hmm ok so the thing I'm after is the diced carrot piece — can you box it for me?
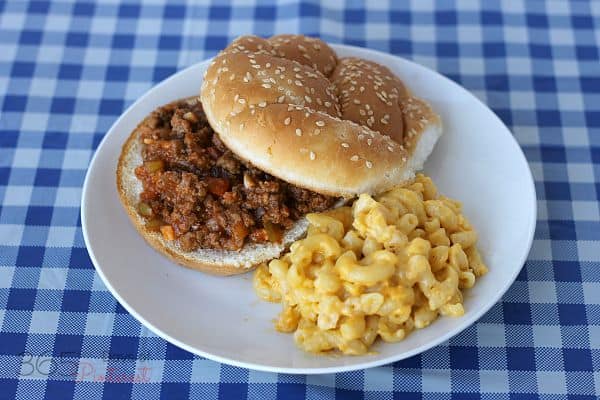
[207,177,230,196]
[231,221,249,242]
[160,225,175,241]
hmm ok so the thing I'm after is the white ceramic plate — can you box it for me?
[81,44,536,374]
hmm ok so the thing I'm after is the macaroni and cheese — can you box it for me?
[253,174,488,355]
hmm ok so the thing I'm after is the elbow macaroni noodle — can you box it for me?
[253,174,488,355]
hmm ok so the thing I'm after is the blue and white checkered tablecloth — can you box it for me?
[0,0,599,398]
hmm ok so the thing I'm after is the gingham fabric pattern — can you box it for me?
[0,1,599,399]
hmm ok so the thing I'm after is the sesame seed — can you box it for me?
[293,67,301,72]
[284,117,291,125]
[304,96,312,103]
[387,146,394,152]
[350,155,359,162]
[278,95,285,103]
[258,101,267,108]
[295,128,302,136]
[238,98,246,104]
[249,59,256,64]
[341,142,349,148]
[309,151,315,160]
[262,84,271,88]
[315,120,325,127]
[314,128,320,135]
[266,63,271,68]
[234,94,239,102]
[353,99,361,105]
[367,138,372,146]
[295,80,303,86]
[324,101,331,107]
[365,161,373,168]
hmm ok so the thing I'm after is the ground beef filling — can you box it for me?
[134,99,337,252]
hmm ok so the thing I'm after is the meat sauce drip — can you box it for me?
[134,99,336,251]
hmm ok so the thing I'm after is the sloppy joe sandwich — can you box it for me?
[117,34,442,276]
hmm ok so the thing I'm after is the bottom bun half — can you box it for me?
[116,115,309,276]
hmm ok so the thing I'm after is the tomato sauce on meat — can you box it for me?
[134,99,336,251]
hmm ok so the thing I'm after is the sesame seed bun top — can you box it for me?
[200,34,442,197]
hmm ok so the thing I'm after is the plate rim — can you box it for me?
[81,43,537,374]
